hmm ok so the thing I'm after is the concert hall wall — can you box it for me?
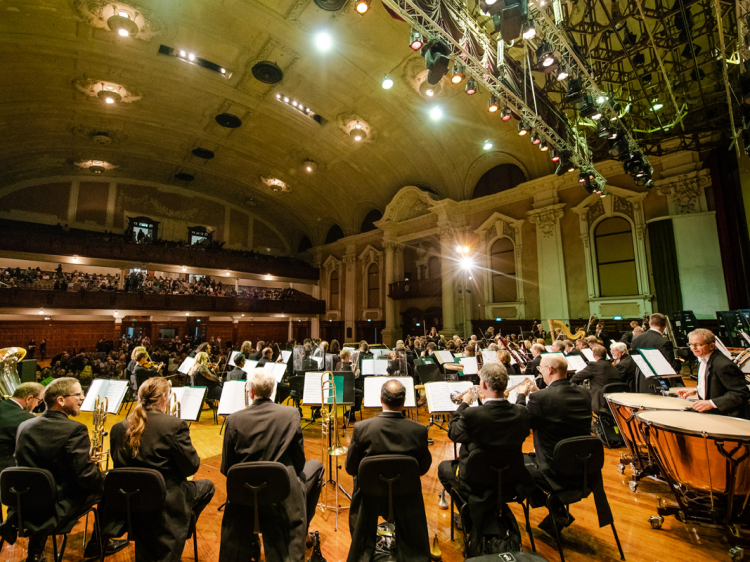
[0,320,117,357]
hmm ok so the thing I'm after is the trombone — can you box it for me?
[319,371,349,530]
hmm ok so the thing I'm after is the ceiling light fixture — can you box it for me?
[451,63,465,84]
[556,65,569,81]
[355,0,370,14]
[522,21,536,40]
[465,78,477,95]
[315,31,332,51]
[430,106,443,120]
[539,140,549,151]
[188,53,195,61]
[424,39,451,85]
[530,132,541,145]
[550,150,560,162]
[501,105,512,121]
[97,90,122,104]
[483,139,493,150]
[303,160,317,173]
[425,88,434,97]
[107,12,138,38]
[382,75,393,89]
[518,121,530,136]
[536,42,555,67]
[410,29,423,50]
[487,95,499,113]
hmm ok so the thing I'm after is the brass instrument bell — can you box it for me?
[91,396,109,470]
[0,346,26,398]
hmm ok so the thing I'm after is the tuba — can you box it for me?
[167,381,181,418]
[0,347,26,399]
[91,396,109,470]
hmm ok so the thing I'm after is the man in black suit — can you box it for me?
[257,347,273,367]
[523,343,545,375]
[518,354,591,536]
[0,378,127,561]
[249,341,266,361]
[226,353,246,381]
[220,368,324,562]
[594,323,612,351]
[631,313,679,394]
[0,382,43,472]
[345,379,431,562]
[619,320,641,349]
[611,342,638,391]
[677,329,750,418]
[570,344,622,415]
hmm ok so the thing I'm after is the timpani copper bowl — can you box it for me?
[605,392,691,491]
[636,410,750,561]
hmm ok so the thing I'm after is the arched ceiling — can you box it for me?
[0,0,557,245]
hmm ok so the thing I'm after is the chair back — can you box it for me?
[226,462,291,534]
[602,382,630,395]
[415,363,442,384]
[358,455,421,524]
[551,436,605,496]
[103,468,167,541]
[288,375,305,398]
[464,448,528,509]
[0,467,57,537]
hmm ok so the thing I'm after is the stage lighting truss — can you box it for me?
[380,0,608,187]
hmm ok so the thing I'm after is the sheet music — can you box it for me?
[564,354,588,373]
[435,350,455,365]
[240,360,258,375]
[361,359,388,376]
[262,362,287,382]
[715,337,734,359]
[506,375,535,404]
[640,349,677,375]
[81,379,128,414]
[363,377,416,408]
[423,381,477,413]
[459,357,478,375]
[631,354,657,379]
[581,348,595,362]
[302,372,326,405]
[170,387,207,422]
[370,348,390,359]
[281,350,292,364]
[178,356,195,374]
[481,350,497,363]
[228,351,241,367]
[544,346,554,353]
[218,380,247,415]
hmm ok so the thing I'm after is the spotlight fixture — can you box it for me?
[303,160,317,173]
[566,77,583,100]
[530,132,541,145]
[465,78,477,95]
[487,95,499,113]
[608,138,630,160]
[451,63,466,84]
[425,88,434,97]
[635,172,653,187]
[315,32,332,51]
[597,121,612,138]
[355,0,370,14]
[410,29,423,50]
[424,39,451,85]
[483,139,493,150]
[107,11,138,38]
[518,121,530,136]
[536,42,555,67]
[382,75,393,89]
[97,90,122,104]
[522,21,536,40]
[578,172,588,184]
[501,105,513,121]
[539,140,549,151]
[579,95,602,120]
[556,65,569,81]
[275,93,317,118]
[624,154,645,176]
[550,150,560,162]
[430,106,443,120]
[567,161,576,173]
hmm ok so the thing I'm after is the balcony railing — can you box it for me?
[388,278,442,300]
[0,288,325,315]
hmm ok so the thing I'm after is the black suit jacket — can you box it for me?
[570,358,623,415]
[631,329,677,393]
[257,357,271,367]
[615,354,638,391]
[220,399,307,562]
[109,411,201,561]
[14,410,103,532]
[517,380,591,473]
[448,400,529,479]
[0,399,34,472]
[703,351,750,418]
[226,366,246,381]
[134,365,158,388]
[523,354,542,376]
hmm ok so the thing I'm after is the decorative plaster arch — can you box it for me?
[462,152,530,201]
[359,244,383,318]
[322,255,342,319]
[350,202,383,234]
[376,185,438,225]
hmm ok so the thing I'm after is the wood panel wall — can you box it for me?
[236,322,289,345]
[0,321,118,357]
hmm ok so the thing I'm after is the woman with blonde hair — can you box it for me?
[496,349,516,375]
[240,340,253,360]
[109,378,215,562]
[188,351,221,399]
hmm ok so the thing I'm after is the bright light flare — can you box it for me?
[316,32,332,51]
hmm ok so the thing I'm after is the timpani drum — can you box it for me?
[636,410,750,559]
[605,392,690,491]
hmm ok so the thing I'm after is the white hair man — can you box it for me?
[610,342,637,391]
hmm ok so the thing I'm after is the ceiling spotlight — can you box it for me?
[220,68,226,74]
[303,160,317,173]
[465,78,477,95]
[522,21,536,40]
[107,12,138,38]
[530,132,541,145]
[536,42,555,67]
[430,106,443,120]
[97,90,122,104]
[483,139,493,150]
[539,140,549,151]
[651,101,664,111]
[566,77,583,100]
[518,121,530,136]
[596,95,607,104]
[579,95,602,120]
[624,154,645,176]
[567,161,576,173]
[181,266,187,272]
[355,0,370,14]
[550,150,560,162]
[578,171,588,184]
[635,171,653,187]
[188,53,196,61]
[382,75,393,89]
[425,88,434,96]
[556,65,569,81]
[501,105,512,121]
[410,29,423,50]
[487,95,499,113]
[179,50,186,57]
[597,121,612,138]
[424,39,451,85]
[315,32,332,51]
[451,63,466,84]
[609,138,630,160]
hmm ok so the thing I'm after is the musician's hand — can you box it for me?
[690,400,715,412]
[477,388,486,401]
[677,388,697,399]
[463,389,477,405]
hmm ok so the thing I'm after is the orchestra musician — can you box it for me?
[239,340,253,360]
[484,326,495,341]
[517,355,592,536]
[127,345,148,391]
[631,313,679,394]
[227,354,247,381]
[677,329,750,418]
[189,351,222,400]
[0,378,129,561]
[134,351,161,389]
[610,342,637,391]
[496,349,516,375]
[563,340,578,356]
[109,378,215,562]
[523,343,545,375]
[570,345,622,416]
[257,347,274,367]
[619,320,641,348]
[220,369,324,562]
[427,326,440,344]
[0,382,44,472]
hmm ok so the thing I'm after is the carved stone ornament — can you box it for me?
[73,1,166,42]
[502,220,516,243]
[382,240,397,252]
[657,171,711,215]
[118,193,221,223]
[403,200,429,221]
[613,195,634,218]
[74,78,142,103]
[528,207,563,238]
[343,255,356,271]
[586,199,605,229]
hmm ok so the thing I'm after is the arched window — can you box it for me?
[427,256,441,279]
[472,164,526,199]
[360,209,383,233]
[367,263,380,308]
[329,271,340,310]
[298,236,312,252]
[325,224,345,244]
[490,238,516,302]
[595,217,638,296]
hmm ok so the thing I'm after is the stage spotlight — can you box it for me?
[451,63,466,84]
[597,121,612,138]
[465,78,477,95]
[488,95,499,113]
[522,21,536,40]
[540,140,549,152]
[624,154,645,176]
[530,132,541,145]
[549,150,560,162]
[566,77,583,100]
[410,29,423,50]
[518,121,530,136]
[382,75,393,89]
[635,171,653,187]
[536,42,555,67]
[579,95,602,120]
[501,105,512,121]
[556,65,569,81]
[430,106,443,120]
[483,139,494,150]
[578,172,587,184]
[424,39,451,85]
[355,0,370,14]
[316,32,332,51]
[608,138,630,160]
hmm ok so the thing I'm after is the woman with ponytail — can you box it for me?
[109,378,215,562]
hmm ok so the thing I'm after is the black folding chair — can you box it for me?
[225,462,291,537]
[0,467,102,562]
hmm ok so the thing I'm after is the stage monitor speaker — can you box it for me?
[19,359,38,383]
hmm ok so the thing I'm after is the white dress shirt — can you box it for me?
[696,356,716,407]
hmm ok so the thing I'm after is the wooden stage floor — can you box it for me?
[0,401,738,562]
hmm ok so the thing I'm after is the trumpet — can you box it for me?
[91,396,109,470]
[450,385,481,405]
[506,378,537,398]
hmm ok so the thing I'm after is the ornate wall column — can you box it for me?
[527,203,569,320]
[655,168,728,317]
[342,247,357,340]
[438,226,457,336]
[382,240,398,346]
